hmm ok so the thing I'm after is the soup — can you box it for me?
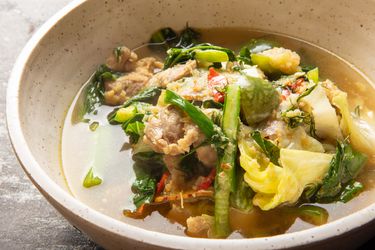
[61,27,375,238]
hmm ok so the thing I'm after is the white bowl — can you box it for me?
[7,0,375,249]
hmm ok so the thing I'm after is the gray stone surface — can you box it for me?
[0,0,97,249]
[0,0,374,249]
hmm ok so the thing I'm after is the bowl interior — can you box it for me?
[9,0,375,248]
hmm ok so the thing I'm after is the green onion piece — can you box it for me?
[83,167,102,188]
[89,121,99,132]
[306,67,319,83]
[195,49,229,63]
[164,89,215,138]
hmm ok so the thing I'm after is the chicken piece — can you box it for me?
[143,105,200,155]
[106,46,138,72]
[148,60,197,87]
[104,57,163,105]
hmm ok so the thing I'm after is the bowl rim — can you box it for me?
[6,0,375,248]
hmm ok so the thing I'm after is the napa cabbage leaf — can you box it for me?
[239,136,333,210]
[300,85,341,140]
[332,91,375,156]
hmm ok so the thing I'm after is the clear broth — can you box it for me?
[61,27,375,238]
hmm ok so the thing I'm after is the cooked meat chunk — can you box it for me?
[163,155,199,192]
[193,132,217,168]
[163,154,181,172]
[143,105,200,155]
[106,46,138,72]
[196,144,217,168]
[148,60,197,87]
[186,214,214,237]
[104,57,163,105]
[166,72,212,101]
[193,109,219,168]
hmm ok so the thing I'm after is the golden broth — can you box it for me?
[61,27,375,238]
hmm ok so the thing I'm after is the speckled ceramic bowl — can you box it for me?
[6,0,375,249]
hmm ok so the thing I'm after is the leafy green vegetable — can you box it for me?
[237,46,252,65]
[164,90,228,153]
[149,27,178,45]
[131,151,165,208]
[164,44,236,69]
[122,87,162,108]
[83,65,119,115]
[83,167,102,188]
[132,151,165,166]
[125,121,145,144]
[339,180,364,203]
[149,26,199,50]
[316,141,367,201]
[251,131,280,165]
[132,164,158,208]
[214,84,241,237]
[230,168,254,213]
[121,114,145,144]
[239,75,279,125]
[175,26,200,48]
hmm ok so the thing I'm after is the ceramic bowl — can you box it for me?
[7,0,375,249]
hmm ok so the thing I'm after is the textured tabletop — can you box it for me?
[0,0,97,249]
[0,1,374,249]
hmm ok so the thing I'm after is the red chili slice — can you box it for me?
[197,168,216,190]
[156,172,170,196]
[214,92,225,103]
[208,67,220,81]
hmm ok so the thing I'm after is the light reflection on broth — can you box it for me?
[61,27,375,238]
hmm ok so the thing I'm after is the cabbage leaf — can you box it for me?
[239,137,333,210]
[332,91,375,156]
[300,85,341,140]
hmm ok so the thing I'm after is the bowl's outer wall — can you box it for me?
[10,0,375,249]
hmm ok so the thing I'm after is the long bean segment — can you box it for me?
[214,84,241,237]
